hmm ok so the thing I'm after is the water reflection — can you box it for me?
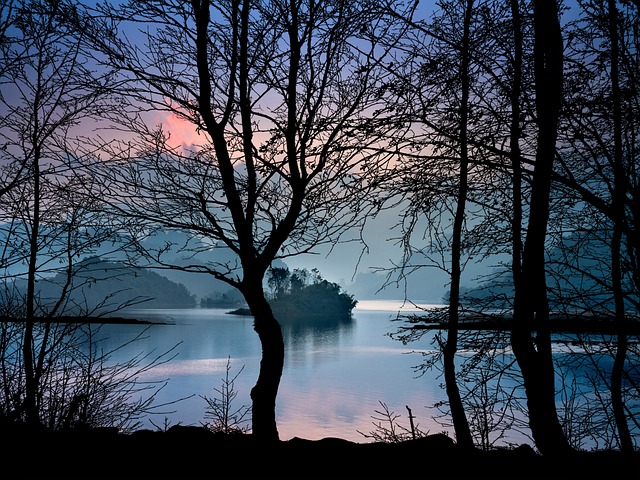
[40,302,637,447]
[279,313,355,348]
[71,304,444,441]
[97,308,261,361]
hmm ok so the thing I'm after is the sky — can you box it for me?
[3,0,551,305]
[143,0,584,301]
[0,0,486,307]
[154,109,453,301]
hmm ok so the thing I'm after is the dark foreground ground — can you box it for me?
[5,422,639,479]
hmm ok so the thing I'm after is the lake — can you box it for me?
[96,300,448,442]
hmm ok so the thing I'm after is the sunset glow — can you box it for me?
[157,110,206,152]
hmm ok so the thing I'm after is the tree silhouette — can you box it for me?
[74,0,414,440]
[0,0,124,425]
[383,0,639,454]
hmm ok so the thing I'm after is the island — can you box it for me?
[228,267,357,319]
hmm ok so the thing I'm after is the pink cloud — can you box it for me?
[156,110,205,151]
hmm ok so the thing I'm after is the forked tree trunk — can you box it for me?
[509,0,523,311]
[510,0,571,456]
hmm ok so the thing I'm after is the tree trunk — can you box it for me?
[510,0,571,456]
[23,124,41,425]
[509,0,523,304]
[606,0,633,452]
[245,286,284,441]
[444,0,474,451]
[192,0,287,441]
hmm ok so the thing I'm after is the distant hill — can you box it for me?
[132,231,288,301]
[31,257,196,315]
[455,231,633,314]
[200,287,246,309]
[133,231,239,301]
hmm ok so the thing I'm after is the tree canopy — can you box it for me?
[267,267,357,318]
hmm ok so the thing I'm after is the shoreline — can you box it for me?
[0,315,163,325]
[4,422,638,479]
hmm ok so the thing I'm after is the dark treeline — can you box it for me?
[0,0,638,460]
[266,266,357,317]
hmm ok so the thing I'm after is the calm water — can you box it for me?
[96,300,448,442]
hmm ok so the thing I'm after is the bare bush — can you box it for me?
[200,356,251,435]
[0,320,181,432]
[358,401,430,443]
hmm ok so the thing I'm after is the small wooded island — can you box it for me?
[228,267,357,319]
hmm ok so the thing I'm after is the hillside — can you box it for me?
[31,257,196,314]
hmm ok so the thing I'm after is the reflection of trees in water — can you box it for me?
[279,314,355,347]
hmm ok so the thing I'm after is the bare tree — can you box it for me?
[0,0,126,425]
[381,0,638,454]
[510,0,571,455]
[74,0,414,440]
[200,356,251,435]
[439,0,476,450]
[548,0,640,451]
[605,0,633,452]
[380,0,538,450]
